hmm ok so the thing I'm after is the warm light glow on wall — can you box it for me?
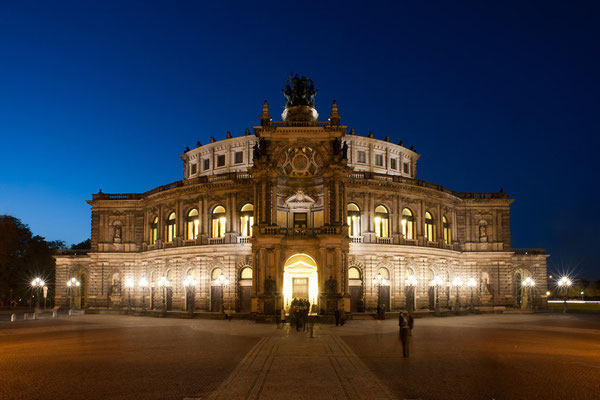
[282,253,318,309]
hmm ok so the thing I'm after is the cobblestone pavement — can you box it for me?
[1,313,598,400]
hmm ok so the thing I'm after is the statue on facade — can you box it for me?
[264,276,276,295]
[282,73,318,108]
[324,275,337,295]
[113,225,122,243]
[253,142,260,161]
[332,138,341,156]
[479,221,488,243]
[341,141,348,160]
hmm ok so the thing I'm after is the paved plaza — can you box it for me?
[1,313,599,400]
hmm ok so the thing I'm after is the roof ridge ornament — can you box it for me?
[329,100,341,126]
[260,100,271,127]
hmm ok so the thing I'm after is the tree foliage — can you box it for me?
[0,215,57,306]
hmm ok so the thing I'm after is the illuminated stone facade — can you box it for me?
[55,85,548,314]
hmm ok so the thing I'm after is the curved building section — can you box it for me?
[55,79,547,315]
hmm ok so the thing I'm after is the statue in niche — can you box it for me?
[113,225,122,243]
[253,142,260,161]
[264,276,276,295]
[478,221,488,243]
[324,275,337,295]
[110,273,121,295]
[341,141,348,160]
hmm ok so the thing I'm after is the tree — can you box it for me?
[71,239,91,250]
[0,215,57,307]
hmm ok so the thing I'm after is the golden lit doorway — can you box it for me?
[283,253,318,310]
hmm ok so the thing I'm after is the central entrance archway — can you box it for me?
[283,253,318,309]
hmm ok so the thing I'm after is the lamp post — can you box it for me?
[521,277,535,310]
[405,275,418,312]
[430,276,444,312]
[125,278,134,311]
[158,276,170,313]
[31,277,45,311]
[466,277,477,312]
[139,277,148,312]
[557,276,572,312]
[183,275,197,313]
[66,277,80,310]
[213,274,229,313]
[452,277,463,312]
[372,273,387,312]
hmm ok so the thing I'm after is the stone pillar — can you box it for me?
[323,180,330,225]
[334,180,340,224]
[261,180,267,224]
[271,178,277,226]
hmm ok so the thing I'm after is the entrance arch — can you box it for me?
[283,253,318,309]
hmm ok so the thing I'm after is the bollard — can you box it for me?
[23,313,29,321]
[52,310,58,318]
[68,310,73,316]
[33,313,38,320]
[10,314,16,322]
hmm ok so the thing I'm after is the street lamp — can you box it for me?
[31,277,45,310]
[430,276,444,312]
[183,275,197,313]
[124,278,134,311]
[521,277,535,310]
[557,276,572,312]
[66,277,80,310]
[158,276,170,313]
[405,275,418,312]
[372,273,387,313]
[213,274,229,313]
[452,276,463,312]
[466,277,477,312]
[139,277,148,312]
[580,291,584,301]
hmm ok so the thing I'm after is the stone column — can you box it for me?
[323,180,330,225]
[271,178,277,226]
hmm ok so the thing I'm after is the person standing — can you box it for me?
[280,308,286,327]
[407,311,414,336]
[334,308,340,326]
[381,304,386,320]
[376,304,381,320]
[339,307,346,326]
[399,312,410,357]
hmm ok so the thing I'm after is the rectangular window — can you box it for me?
[293,213,307,228]
[403,162,409,174]
[234,151,243,164]
[390,158,397,170]
[357,151,366,163]
[203,158,210,170]
[190,163,197,175]
[375,154,383,166]
[216,154,225,167]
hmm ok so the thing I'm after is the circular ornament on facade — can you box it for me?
[281,146,319,177]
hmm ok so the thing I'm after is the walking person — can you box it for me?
[339,307,346,326]
[376,304,381,320]
[381,304,386,320]
[407,311,414,336]
[399,312,411,357]
[280,308,286,327]
[334,308,340,326]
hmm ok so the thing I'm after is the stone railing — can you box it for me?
[347,172,510,199]
[512,248,546,255]
[237,236,251,244]
[376,237,393,244]
[207,237,224,245]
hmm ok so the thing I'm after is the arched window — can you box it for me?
[165,212,176,242]
[347,203,361,237]
[211,267,223,281]
[211,206,226,238]
[424,211,435,242]
[374,205,389,238]
[377,267,390,280]
[240,203,254,237]
[186,209,199,240]
[150,216,158,245]
[240,267,253,280]
[401,208,415,240]
[443,216,451,244]
[348,267,361,280]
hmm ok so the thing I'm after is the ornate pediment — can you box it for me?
[285,190,315,209]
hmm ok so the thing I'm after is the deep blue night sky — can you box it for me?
[0,1,598,278]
